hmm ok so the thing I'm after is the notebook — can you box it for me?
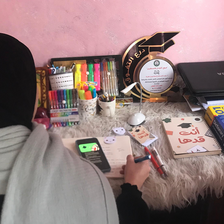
[162,116,221,159]
[62,135,133,178]
[177,61,224,97]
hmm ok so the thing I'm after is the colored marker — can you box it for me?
[54,90,59,109]
[69,89,73,108]
[72,88,77,107]
[48,91,53,109]
[94,63,100,91]
[134,155,151,163]
[144,147,166,179]
[85,90,92,100]
[75,64,81,88]
[151,147,168,177]
[60,90,65,108]
[81,63,87,82]
[57,90,62,109]
[78,90,86,100]
[63,90,67,108]
[92,88,96,98]
[66,89,70,108]
[88,63,94,81]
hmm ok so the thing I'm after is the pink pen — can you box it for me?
[94,63,100,91]
[54,90,59,109]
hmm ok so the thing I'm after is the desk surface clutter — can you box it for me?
[49,101,224,211]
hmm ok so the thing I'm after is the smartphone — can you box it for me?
[75,138,111,173]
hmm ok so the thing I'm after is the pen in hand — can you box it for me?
[134,155,151,163]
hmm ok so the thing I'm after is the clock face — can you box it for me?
[139,59,175,93]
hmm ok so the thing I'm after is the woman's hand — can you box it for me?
[120,155,151,190]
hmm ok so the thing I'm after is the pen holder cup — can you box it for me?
[49,72,74,90]
[98,98,116,117]
[79,97,97,119]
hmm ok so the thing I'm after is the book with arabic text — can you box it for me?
[162,116,221,159]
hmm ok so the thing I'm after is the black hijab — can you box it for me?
[0,33,36,130]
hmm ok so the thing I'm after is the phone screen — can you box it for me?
[76,138,111,173]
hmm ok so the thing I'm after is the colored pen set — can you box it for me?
[98,93,115,102]
[48,89,79,127]
[48,89,78,109]
[51,58,119,97]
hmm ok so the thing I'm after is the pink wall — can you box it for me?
[1,0,224,67]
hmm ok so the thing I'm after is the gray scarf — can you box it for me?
[0,124,118,224]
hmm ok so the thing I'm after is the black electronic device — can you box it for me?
[75,138,111,173]
[177,61,224,97]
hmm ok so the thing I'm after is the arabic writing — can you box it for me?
[179,127,200,135]
[178,136,205,144]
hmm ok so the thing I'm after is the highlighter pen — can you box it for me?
[78,90,86,100]
[85,90,92,100]
[94,63,100,91]
[92,88,96,98]
[134,155,151,163]
[88,63,94,81]
[81,63,87,82]
[144,147,166,179]
[151,147,168,177]
[75,64,81,88]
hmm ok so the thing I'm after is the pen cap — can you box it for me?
[78,90,86,100]
[75,64,81,71]
[85,90,93,100]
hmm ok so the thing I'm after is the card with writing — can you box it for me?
[128,125,158,146]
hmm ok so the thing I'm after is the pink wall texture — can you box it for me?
[1,0,224,67]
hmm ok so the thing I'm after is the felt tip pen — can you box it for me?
[144,147,166,179]
[151,147,168,177]
[134,155,151,163]
[63,90,67,108]
[57,90,62,109]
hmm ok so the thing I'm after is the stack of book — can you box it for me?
[204,105,224,151]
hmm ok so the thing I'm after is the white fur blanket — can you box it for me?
[50,102,224,211]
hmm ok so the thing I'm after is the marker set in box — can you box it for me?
[50,55,123,97]
[48,89,79,127]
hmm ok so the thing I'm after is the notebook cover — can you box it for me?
[162,116,221,159]
[177,61,224,97]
